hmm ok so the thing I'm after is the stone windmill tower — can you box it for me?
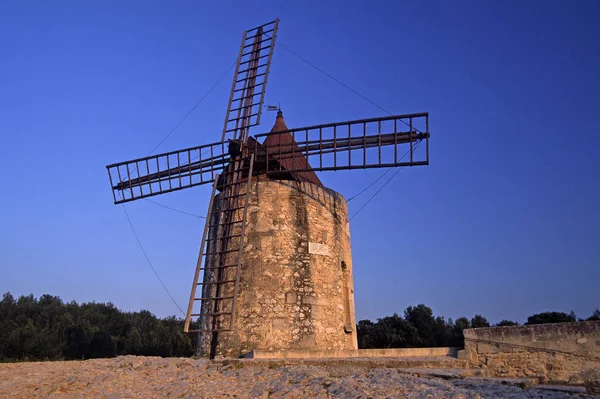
[106,20,430,358]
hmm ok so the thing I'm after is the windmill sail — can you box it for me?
[222,19,279,142]
[106,141,228,204]
[252,112,430,176]
[106,112,429,204]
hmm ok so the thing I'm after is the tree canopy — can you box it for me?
[587,309,600,321]
[526,311,577,325]
[0,292,597,360]
[356,305,597,349]
[0,292,196,361]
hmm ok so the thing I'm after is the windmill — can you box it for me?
[106,19,430,359]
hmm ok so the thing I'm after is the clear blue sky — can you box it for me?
[1,1,598,324]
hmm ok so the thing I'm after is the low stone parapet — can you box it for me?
[244,347,459,359]
[462,321,600,384]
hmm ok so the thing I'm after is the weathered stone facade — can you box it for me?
[199,179,357,357]
[461,321,600,384]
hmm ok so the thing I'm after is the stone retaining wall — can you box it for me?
[462,321,600,384]
[245,347,460,359]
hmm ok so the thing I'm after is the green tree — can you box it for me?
[404,304,436,346]
[587,309,600,321]
[431,316,452,347]
[496,320,519,327]
[65,320,94,359]
[448,317,470,347]
[0,292,195,361]
[88,331,117,358]
[526,311,576,325]
[0,293,17,358]
[378,313,421,348]
[356,319,377,349]
[471,315,490,328]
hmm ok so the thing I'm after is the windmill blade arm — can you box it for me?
[111,156,230,191]
[106,141,229,204]
[272,131,428,156]
[252,112,430,174]
[221,19,279,142]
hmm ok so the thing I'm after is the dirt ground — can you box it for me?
[0,356,594,398]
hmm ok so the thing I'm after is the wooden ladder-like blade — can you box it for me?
[184,155,255,359]
[106,141,229,204]
[250,112,430,175]
[184,177,220,333]
[222,20,279,143]
[229,154,254,330]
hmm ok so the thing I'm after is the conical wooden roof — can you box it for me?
[262,110,322,186]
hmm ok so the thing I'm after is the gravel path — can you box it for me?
[0,356,594,398]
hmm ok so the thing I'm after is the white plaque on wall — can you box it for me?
[308,242,331,256]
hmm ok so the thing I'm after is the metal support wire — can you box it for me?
[123,205,185,316]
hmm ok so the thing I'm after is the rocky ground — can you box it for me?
[0,356,595,398]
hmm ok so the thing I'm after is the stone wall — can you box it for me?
[199,179,357,357]
[462,321,600,384]
[246,347,460,359]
